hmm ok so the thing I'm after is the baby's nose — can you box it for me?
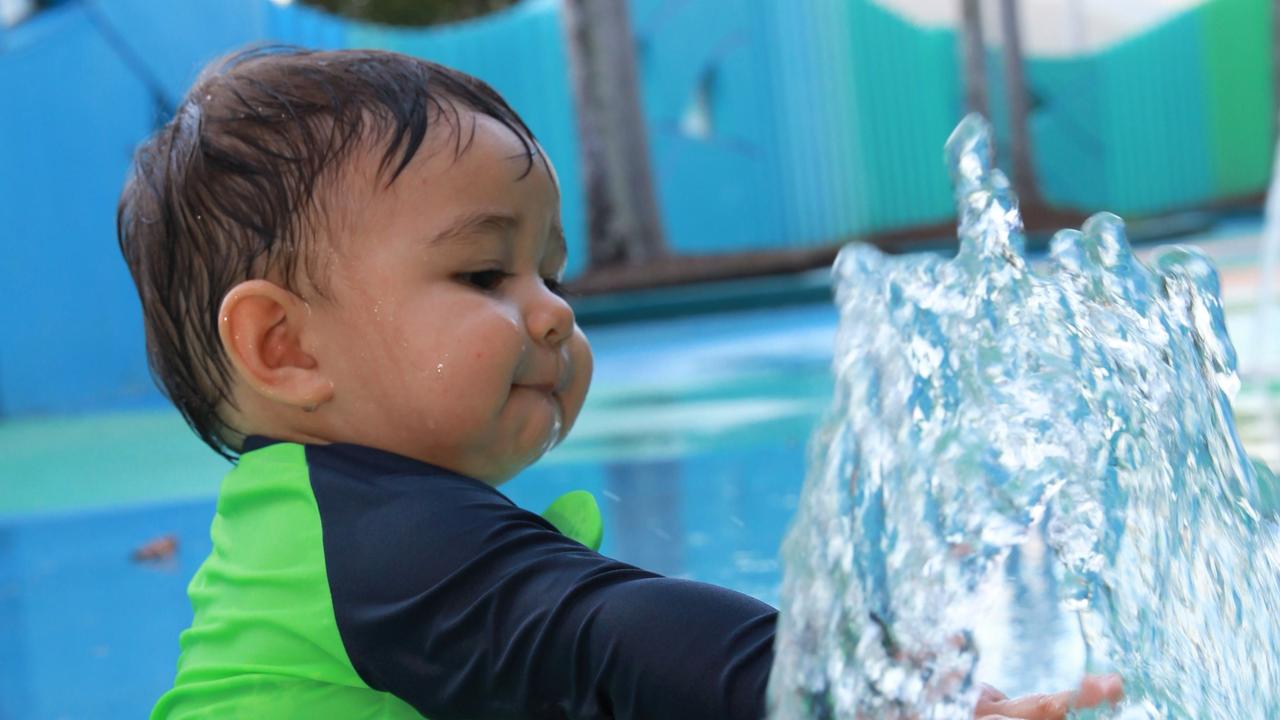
[524,281,575,346]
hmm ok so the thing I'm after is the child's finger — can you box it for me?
[981,691,1070,719]
[977,674,1123,720]
[973,683,1010,716]
[1071,673,1123,708]
[978,683,1008,703]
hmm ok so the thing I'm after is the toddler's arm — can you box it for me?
[304,444,1118,720]
[310,453,776,720]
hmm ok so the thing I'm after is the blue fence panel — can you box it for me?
[89,0,265,103]
[631,0,790,255]
[632,0,962,253]
[767,0,863,246]
[262,0,348,48]
[0,0,269,417]
[1,6,169,416]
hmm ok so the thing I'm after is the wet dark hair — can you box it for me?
[117,46,538,459]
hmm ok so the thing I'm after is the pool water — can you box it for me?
[1,227,1275,718]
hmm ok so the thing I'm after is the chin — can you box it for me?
[490,435,560,486]
[484,459,532,486]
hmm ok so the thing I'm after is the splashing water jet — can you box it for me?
[768,115,1280,720]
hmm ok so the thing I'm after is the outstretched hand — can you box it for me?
[974,674,1123,720]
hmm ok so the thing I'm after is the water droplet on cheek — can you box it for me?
[436,363,445,374]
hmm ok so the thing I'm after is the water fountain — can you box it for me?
[768,114,1280,719]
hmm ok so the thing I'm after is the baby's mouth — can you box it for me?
[510,378,567,455]
[514,382,558,394]
[514,356,571,396]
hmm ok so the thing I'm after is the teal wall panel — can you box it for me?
[770,0,864,245]
[1202,0,1274,197]
[846,0,959,232]
[1025,56,1108,210]
[1014,0,1267,215]
[1095,10,1214,215]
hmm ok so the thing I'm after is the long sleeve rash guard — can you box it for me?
[151,438,778,720]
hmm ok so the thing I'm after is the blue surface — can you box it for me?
[0,502,216,719]
[0,3,163,416]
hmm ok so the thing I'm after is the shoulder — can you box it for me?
[301,442,579,599]
[303,441,523,525]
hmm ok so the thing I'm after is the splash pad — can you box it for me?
[769,115,1280,720]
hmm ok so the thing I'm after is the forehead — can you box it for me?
[397,108,557,201]
[326,107,561,247]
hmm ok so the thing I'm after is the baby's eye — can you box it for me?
[459,269,509,291]
[543,277,568,298]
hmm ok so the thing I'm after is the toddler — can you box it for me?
[118,46,1120,719]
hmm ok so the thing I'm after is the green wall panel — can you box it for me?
[1202,0,1274,198]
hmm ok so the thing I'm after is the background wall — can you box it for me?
[0,0,1273,419]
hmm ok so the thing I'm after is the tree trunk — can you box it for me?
[960,0,988,117]
[561,0,668,270]
[999,0,1044,208]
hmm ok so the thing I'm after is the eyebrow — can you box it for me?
[428,211,518,246]
[428,210,567,259]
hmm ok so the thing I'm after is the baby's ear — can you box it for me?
[218,280,332,410]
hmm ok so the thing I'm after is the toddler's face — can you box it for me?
[306,110,592,483]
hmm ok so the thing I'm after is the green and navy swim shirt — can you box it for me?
[151,438,777,719]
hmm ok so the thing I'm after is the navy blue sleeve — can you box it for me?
[306,443,777,720]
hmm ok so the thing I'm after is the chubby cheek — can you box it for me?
[327,318,418,433]
[421,316,525,421]
[558,329,594,437]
